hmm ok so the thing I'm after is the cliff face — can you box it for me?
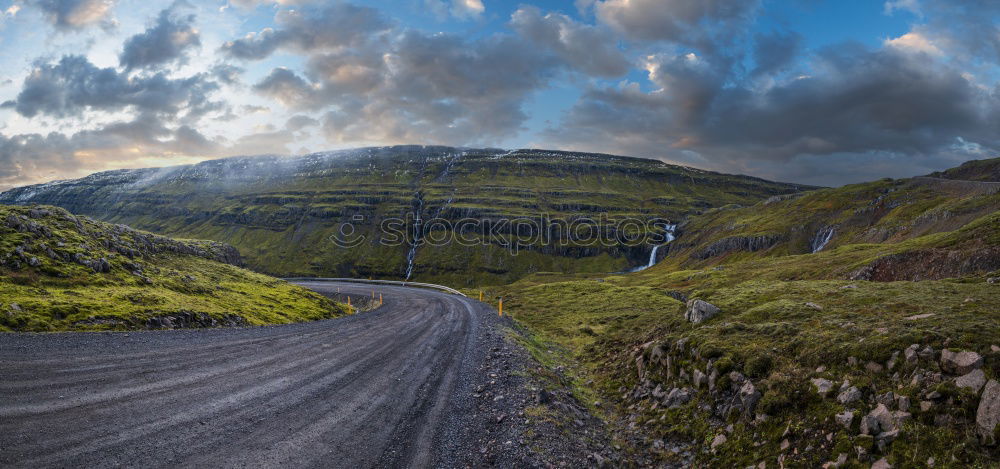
[0,146,810,286]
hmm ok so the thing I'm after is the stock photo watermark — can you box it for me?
[329,214,676,254]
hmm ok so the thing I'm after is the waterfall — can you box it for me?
[404,195,424,280]
[646,245,662,268]
[810,226,835,253]
[631,224,677,272]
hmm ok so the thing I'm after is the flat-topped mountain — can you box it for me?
[0,146,811,285]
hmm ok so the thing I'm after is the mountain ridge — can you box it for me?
[0,145,812,285]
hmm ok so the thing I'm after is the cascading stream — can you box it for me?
[631,224,677,272]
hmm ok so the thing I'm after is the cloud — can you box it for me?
[884,32,943,56]
[884,0,920,15]
[28,0,116,30]
[220,3,390,60]
[509,6,629,78]
[905,0,1000,64]
[119,2,201,70]
[593,0,759,49]
[210,64,244,85]
[285,114,318,130]
[248,25,559,145]
[10,55,219,119]
[252,67,320,110]
[223,126,297,156]
[544,42,1000,185]
[751,30,802,77]
[424,0,485,20]
[0,112,220,189]
[226,0,314,10]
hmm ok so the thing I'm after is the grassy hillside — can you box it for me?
[660,164,1000,279]
[928,158,1000,182]
[489,159,1000,467]
[0,205,349,332]
[0,146,811,286]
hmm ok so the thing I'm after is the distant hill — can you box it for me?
[0,205,348,331]
[927,156,1000,182]
[0,146,811,286]
[655,159,1000,281]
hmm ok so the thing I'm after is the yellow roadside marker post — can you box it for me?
[379,293,383,306]
[479,290,483,302]
[498,297,503,317]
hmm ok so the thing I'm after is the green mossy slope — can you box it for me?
[0,205,348,332]
[491,158,1000,467]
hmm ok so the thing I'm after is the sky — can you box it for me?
[0,0,998,189]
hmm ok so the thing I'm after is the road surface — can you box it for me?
[0,281,508,468]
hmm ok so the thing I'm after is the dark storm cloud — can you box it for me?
[119,2,201,70]
[249,26,560,144]
[751,30,802,77]
[28,0,115,30]
[220,3,390,60]
[10,55,219,118]
[546,42,1000,184]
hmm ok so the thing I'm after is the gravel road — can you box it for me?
[0,281,526,468]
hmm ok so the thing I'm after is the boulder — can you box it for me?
[898,396,910,412]
[955,369,986,393]
[811,378,834,397]
[866,361,884,374]
[835,410,854,429]
[822,453,848,469]
[860,415,880,435]
[685,299,720,323]
[837,386,862,405]
[904,344,920,365]
[977,380,1000,444]
[693,369,707,389]
[739,381,761,415]
[886,351,900,370]
[940,349,984,375]
[871,457,892,469]
[711,434,727,451]
[663,387,693,408]
[861,404,897,436]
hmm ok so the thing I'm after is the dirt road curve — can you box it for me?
[0,281,509,468]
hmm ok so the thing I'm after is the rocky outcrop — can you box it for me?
[940,350,984,375]
[692,234,784,259]
[0,206,244,274]
[978,380,1000,445]
[684,299,720,323]
[849,248,1000,281]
